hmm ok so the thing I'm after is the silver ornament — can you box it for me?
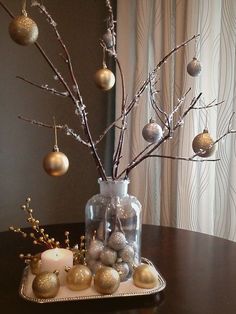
[87,240,104,260]
[102,29,115,48]
[142,120,163,143]
[108,232,127,251]
[114,262,130,282]
[119,245,135,263]
[87,259,102,274]
[187,57,201,77]
[100,247,117,266]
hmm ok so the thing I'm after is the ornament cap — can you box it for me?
[203,128,209,133]
[149,118,155,124]
[53,145,59,152]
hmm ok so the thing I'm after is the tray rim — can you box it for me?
[19,258,166,303]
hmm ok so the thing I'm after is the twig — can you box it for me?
[18,115,90,146]
[16,76,69,97]
[149,154,220,162]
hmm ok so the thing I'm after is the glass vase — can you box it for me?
[85,178,142,281]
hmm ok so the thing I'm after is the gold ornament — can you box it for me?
[187,57,201,77]
[133,264,159,289]
[192,129,215,157]
[43,151,69,176]
[30,253,42,275]
[43,118,69,176]
[94,266,120,294]
[32,271,60,299]
[9,15,39,46]
[94,67,115,91]
[66,265,92,291]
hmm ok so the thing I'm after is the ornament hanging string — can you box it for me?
[21,0,27,16]
[102,47,107,69]
[53,116,58,151]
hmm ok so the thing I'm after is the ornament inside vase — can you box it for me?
[85,178,142,281]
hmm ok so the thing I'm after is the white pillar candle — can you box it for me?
[41,248,73,285]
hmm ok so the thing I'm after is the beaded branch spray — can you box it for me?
[9,197,86,269]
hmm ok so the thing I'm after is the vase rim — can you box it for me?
[98,177,130,184]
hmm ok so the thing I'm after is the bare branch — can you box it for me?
[149,154,220,162]
[16,76,69,97]
[18,115,90,147]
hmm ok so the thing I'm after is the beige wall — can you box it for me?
[0,1,114,231]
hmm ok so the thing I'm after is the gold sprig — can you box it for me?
[73,235,86,265]
[9,197,60,249]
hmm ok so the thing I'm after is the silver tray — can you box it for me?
[19,258,166,303]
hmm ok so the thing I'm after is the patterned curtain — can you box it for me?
[115,0,236,240]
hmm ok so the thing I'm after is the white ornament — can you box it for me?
[187,57,201,77]
[142,120,163,143]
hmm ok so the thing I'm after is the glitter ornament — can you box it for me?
[108,231,127,251]
[94,67,115,91]
[187,57,201,77]
[102,29,115,49]
[114,262,130,282]
[100,247,117,266]
[32,271,60,299]
[87,240,104,260]
[133,264,159,289]
[30,253,42,275]
[9,15,39,46]
[94,266,120,294]
[119,245,135,263]
[87,259,102,274]
[142,119,163,143]
[192,129,215,157]
[66,265,92,291]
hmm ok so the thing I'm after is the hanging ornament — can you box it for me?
[94,266,120,294]
[43,118,69,176]
[100,247,117,266]
[94,67,115,91]
[133,264,159,289]
[9,1,38,46]
[108,231,127,251]
[114,262,130,282]
[66,265,92,291]
[32,271,60,299]
[187,57,201,77]
[142,119,163,143]
[192,128,215,157]
[102,29,115,49]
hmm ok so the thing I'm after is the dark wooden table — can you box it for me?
[1,223,236,314]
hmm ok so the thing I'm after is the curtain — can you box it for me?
[115,0,236,241]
